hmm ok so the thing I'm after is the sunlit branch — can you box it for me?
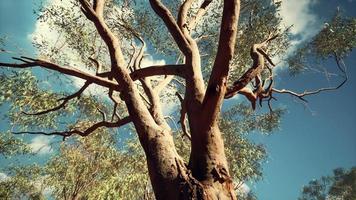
[202,0,241,124]
[149,0,191,55]
[188,0,213,30]
[225,34,279,99]
[79,0,127,71]
[178,0,195,29]
[0,57,119,90]
[130,64,186,80]
[154,75,174,93]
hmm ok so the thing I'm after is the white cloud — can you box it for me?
[29,135,53,155]
[271,0,321,71]
[279,0,320,41]
[0,172,9,181]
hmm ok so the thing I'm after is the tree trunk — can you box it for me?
[137,123,236,200]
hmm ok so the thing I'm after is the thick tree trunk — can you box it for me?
[137,123,236,200]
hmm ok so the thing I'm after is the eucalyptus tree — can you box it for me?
[0,0,355,199]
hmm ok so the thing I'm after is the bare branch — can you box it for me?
[176,92,191,140]
[188,0,213,30]
[79,0,127,70]
[13,116,131,138]
[271,54,348,102]
[178,0,195,29]
[149,0,191,55]
[271,79,346,102]
[130,64,185,81]
[225,34,279,99]
[202,0,241,124]
[97,108,107,121]
[0,57,119,90]
[23,81,91,116]
[93,0,106,17]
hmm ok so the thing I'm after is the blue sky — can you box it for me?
[0,0,356,199]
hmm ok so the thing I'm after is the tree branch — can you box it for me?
[149,0,192,55]
[154,75,174,93]
[178,0,195,29]
[130,64,185,81]
[12,116,131,138]
[79,0,126,71]
[225,34,279,99]
[23,81,91,116]
[0,57,120,90]
[188,0,213,30]
[271,53,348,103]
[202,0,241,124]
[176,92,191,140]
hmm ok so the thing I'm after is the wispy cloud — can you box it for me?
[28,135,53,155]
[279,0,320,45]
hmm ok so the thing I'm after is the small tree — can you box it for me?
[299,167,356,200]
[0,0,355,199]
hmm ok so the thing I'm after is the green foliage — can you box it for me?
[221,104,284,182]
[230,0,290,82]
[45,130,149,200]
[288,11,356,75]
[0,132,31,158]
[0,70,110,131]
[0,165,45,200]
[299,167,356,200]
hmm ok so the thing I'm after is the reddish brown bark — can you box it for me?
[1,0,241,199]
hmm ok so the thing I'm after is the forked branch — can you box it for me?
[23,81,91,116]
[149,0,191,55]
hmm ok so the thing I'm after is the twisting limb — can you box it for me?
[23,81,91,115]
[176,92,191,140]
[12,116,131,139]
[0,57,120,90]
[154,51,183,93]
[128,36,170,129]
[88,56,110,78]
[79,0,127,72]
[225,34,279,100]
[108,90,121,121]
[271,79,347,102]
